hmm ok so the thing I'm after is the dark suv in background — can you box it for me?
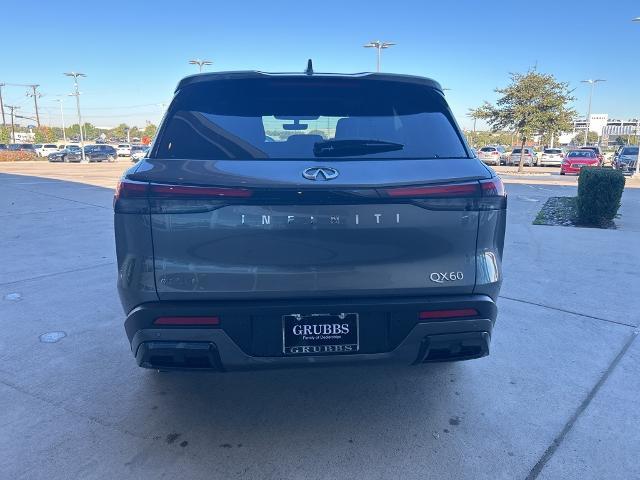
[114,69,507,371]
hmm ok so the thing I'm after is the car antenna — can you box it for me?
[305,59,313,75]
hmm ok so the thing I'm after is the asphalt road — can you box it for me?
[0,162,639,479]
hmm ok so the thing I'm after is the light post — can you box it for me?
[52,99,66,143]
[633,17,640,177]
[580,79,606,145]
[188,59,212,72]
[363,41,396,72]
[64,72,86,161]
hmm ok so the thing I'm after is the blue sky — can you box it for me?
[3,0,639,129]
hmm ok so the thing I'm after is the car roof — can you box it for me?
[175,70,443,93]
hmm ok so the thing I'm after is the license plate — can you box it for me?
[282,313,359,355]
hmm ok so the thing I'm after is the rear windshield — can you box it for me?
[568,150,595,158]
[44,144,56,148]
[154,78,467,160]
[621,147,639,155]
[544,149,562,154]
[511,148,531,154]
[480,147,496,152]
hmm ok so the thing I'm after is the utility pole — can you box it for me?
[25,85,42,127]
[0,83,5,126]
[363,41,396,72]
[6,105,19,143]
[64,72,86,161]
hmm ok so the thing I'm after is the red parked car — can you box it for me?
[561,150,599,175]
[578,146,604,165]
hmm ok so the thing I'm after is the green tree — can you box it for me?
[143,123,158,138]
[0,126,11,144]
[34,126,57,143]
[571,131,598,145]
[110,123,130,140]
[474,69,575,172]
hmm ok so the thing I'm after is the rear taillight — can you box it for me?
[154,316,220,326]
[384,182,479,198]
[419,308,478,319]
[113,178,150,213]
[114,179,253,214]
[148,184,252,198]
[381,178,505,211]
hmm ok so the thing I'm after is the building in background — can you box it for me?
[565,114,640,146]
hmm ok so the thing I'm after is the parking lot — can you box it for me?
[1,161,639,479]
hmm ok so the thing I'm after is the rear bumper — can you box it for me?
[124,295,497,371]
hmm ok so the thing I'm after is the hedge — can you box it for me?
[0,150,40,162]
[576,167,625,226]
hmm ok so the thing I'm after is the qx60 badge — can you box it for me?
[430,271,464,283]
[302,166,339,181]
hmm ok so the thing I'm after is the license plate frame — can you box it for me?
[282,313,359,356]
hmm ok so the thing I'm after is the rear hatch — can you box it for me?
[120,74,501,301]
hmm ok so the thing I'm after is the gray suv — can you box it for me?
[114,69,506,371]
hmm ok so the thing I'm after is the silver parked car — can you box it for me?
[613,146,638,175]
[538,148,564,167]
[508,147,536,166]
[114,69,507,371]
[477,145,506,166]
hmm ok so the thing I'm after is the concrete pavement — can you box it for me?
[0,164,638,479]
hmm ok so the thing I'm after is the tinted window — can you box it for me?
[544,149,562,154]
[155,78,467,160]
[44,144,57,148]
[621,147,639,156]
[480,147,496,152]
[568,151,595,158]
[512,149,531,154]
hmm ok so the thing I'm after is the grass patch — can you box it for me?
[533,196,616,228]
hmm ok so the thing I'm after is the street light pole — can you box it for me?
[580,79,605,145]
[53,99,66,143]
[363,41,396,72]
[64,72,86,161]
[188,59,212,72]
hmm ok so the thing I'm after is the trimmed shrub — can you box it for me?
[0,150,40,162]
[0,150,41,162]
[577,167,625,226]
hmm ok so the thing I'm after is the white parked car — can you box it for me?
[538,148,564,166]
[130,145,149,161]
[34,144,59,157]
[116,144,131,157]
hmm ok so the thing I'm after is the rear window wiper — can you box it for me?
[313,139,404,157]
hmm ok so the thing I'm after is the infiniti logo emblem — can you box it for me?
[302,166,339,181]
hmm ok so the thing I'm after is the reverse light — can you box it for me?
[154,316,220,326]
[419,309,479,319]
